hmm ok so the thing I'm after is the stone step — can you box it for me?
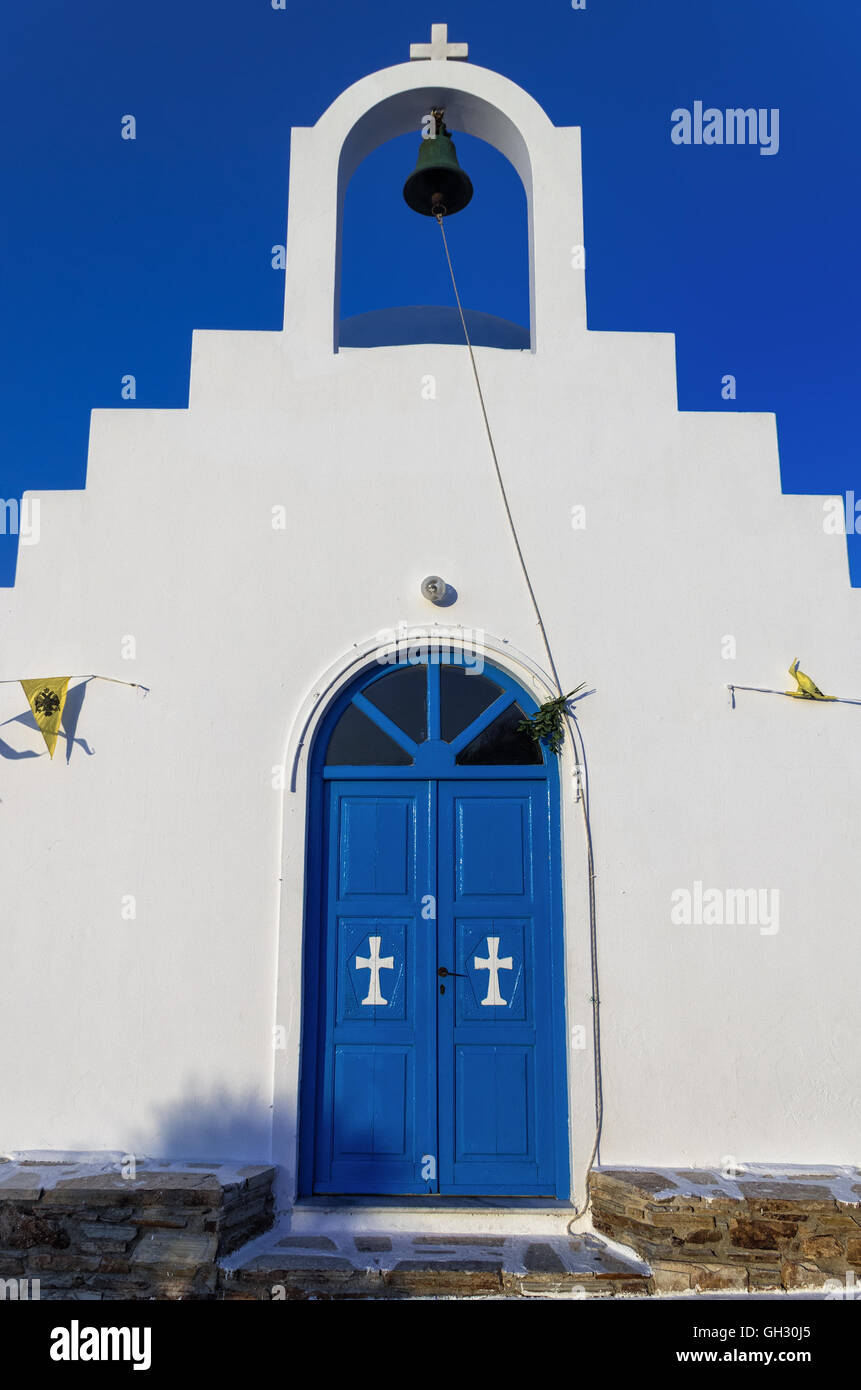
[285,1197,583,1236]
[219,1227,652,1300]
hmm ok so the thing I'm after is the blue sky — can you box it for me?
[1,0,859,585]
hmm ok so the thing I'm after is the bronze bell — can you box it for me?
[403,111,474,218]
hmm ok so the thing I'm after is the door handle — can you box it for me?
[438,966,466,978]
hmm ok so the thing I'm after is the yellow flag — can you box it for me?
[20,677,70,759]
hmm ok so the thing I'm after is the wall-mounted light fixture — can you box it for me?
[421,575,448,605]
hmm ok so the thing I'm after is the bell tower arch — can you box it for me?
[281,28,587,354]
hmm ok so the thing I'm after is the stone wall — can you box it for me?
[0,1160,275,1300]
[6,1159,860,1299]
[592,1167,861,1294]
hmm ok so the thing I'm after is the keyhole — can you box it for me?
[439,984,446,995]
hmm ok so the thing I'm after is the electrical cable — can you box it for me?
[435,212,603,1221]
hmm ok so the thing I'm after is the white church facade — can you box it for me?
[2,26,860,1287]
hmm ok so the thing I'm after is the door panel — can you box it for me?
[455,795,532,897]
[437,781,560,1195]
[338,797,413,897]
[313,781,436,1194]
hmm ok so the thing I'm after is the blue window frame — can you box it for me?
[323,657,546,778]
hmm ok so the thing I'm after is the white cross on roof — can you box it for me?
[410,23,468,62]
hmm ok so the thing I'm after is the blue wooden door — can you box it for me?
[303,657,568,1197]
[437,780,559,1195]
[313,780,436,1194]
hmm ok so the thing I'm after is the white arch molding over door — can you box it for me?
[270,632,590,1205]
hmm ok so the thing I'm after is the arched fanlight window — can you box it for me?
[324,658,542,768]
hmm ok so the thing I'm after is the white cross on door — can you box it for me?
[474,936,513,1006]
[355,935,394,1006]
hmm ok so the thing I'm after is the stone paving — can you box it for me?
[219,1228,651,1299]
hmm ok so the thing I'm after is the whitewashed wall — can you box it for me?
[1,57,858,1208]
